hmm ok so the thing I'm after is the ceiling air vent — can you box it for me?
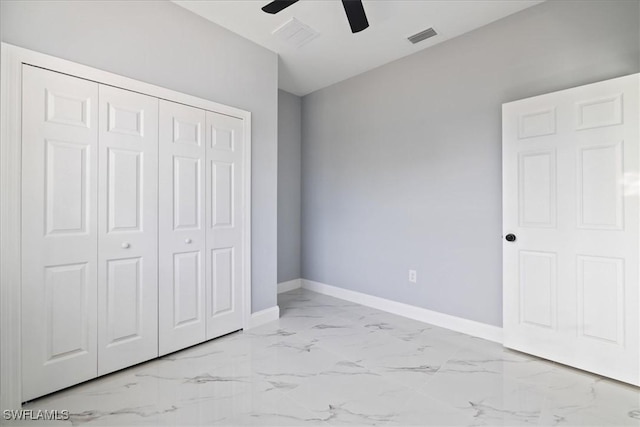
[273,18,320,48]
[408,27,437,44]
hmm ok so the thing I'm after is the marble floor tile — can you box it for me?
[286,371,473,425]
[9,288,640,426]
[418,369,548,425]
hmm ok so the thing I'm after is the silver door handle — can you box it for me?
[121,242,130,249]
[185,238,192,244]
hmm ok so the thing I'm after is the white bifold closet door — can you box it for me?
[21,64,247,400]
[159,100,207,355]
[21,66,99,401]
[97,85,159,375]
[206,111,244,339]
[158,105,245,352]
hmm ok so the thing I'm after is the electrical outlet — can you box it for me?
[408,269,417,283]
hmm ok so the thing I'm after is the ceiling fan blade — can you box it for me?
[341,0,369,33]
[262,0,300,14]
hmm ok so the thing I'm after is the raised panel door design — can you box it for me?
[577,256,624,345]
[108,103,144,137]
[21,65,99,401]
[173,156,201,230]
[45,140,89,235]
[106,258,142,346]
[211,128,234,151]
[518,150,556,228]
[503,73,639,386]
[107,148,141,232]
[45,89,91,128]
[159,100,206,356]
[21,64,250,401]
[211,161,233,228]
[577,142,623,230]
[576,94,623,130]
[211,248,233,315]
[519,251,556,329]
[44,263,89,362]
[206,112,244,340]
[173,118,201,146]
[518,108,556,139]
[98,85,158,375]
[173,252,201,327]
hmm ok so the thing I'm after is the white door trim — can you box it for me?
[0,42,253,409]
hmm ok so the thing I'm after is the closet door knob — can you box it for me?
[185,238,192,244]
[121,242,131,249]
[505,234,517,242]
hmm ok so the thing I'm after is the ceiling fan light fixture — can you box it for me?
[341,0,369,33]
[262,0,300,14]
[261,0,370,34]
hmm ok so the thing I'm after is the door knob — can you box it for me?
[185,238,192,244]
[121,242,130,249]
[505,234,516,242]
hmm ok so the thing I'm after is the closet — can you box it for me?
[20,65,248,401]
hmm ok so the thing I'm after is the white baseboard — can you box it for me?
[278,278,302,294]
[301,279,503,343]
[247,306,280,329]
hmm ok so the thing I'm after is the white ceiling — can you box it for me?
[174,0,544,96]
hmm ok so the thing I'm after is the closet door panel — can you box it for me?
[206,112,244,339]
[98,85,158,375]
[159,100,207,356]
[21,66,99,401]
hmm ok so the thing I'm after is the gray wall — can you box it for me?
[301,0,640,326]
[1,0,279,312]
[278,90,302,283]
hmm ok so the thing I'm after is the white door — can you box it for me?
[206,112,245,339]
[21,66,99,400]
[97,85,158,374]
[158,100,207,355]
[503,74,639,385]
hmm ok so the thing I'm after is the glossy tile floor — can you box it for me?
[10,288,640,426]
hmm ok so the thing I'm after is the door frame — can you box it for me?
[0,42,253,409]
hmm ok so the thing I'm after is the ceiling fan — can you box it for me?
[262,0,369,33]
